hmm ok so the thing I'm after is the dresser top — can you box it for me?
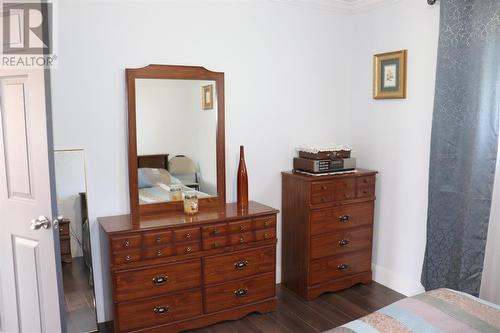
[98,201,278,235]
[282,168,377,181]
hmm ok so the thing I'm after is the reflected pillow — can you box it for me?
[138,168,173,188]
[138,168,153,188]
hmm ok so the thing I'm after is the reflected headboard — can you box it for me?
[137,154,169,170]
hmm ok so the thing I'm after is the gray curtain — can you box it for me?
[421,0,500,296]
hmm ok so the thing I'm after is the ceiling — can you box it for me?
[271,0,400,12]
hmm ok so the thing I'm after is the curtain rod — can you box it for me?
[427,0,437,4]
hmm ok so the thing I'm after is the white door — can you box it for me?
[0,65,63,332]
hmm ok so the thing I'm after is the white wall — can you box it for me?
[51,0,353,322]
[136,79,218,193]
[349,0,440,295]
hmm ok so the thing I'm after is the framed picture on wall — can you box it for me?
[202,84,214,110]
[373,50,407,99]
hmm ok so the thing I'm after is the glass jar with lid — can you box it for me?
[183,192,199,215]
[170,185,182,201]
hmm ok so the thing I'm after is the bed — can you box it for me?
[137,154,210,204]
[327,289,500,333]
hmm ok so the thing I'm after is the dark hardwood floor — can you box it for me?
[63,257,98,332]
[98,282,404,333]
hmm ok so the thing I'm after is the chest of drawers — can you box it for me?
[99,201,278,333]
[59,218,72,263]
[281,169,376,300]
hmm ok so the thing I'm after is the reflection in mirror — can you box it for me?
[54,149,97,333]
[135,79,218,205]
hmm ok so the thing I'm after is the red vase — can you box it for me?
[237,145,249,210]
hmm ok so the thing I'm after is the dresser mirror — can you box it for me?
[127,65,225,219]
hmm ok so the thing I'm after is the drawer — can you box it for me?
[111,234,142,251]
[311,228,372,260]
[175,241,200,255]
[357,186,375,198]
[228,219,252,233]
[311,179,356,204]
[116,290,202,332]
[142,245,175,260]
[59,224,70,237]
[229,232,255,245]
[202,223,228,238]
[357,176,375,187]
[255,228,276,242]
[202,235,227,250]
[143,231,172,247]
[114,259,201,302]
[203,246,275,285]
[174,227,200,242]
[112,249,141,265]
[310,252,371,285]
[310,202,374,236]
[60,239,71,254]
[253,216,276,229]
[204,272,275,313]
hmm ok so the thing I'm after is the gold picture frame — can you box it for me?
[373,50,407,99]
[202,84,214,110]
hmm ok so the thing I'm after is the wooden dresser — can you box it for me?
[281,169,376,300]
[99,201,278,333]
[59,218,72,263]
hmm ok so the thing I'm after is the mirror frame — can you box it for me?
[127,64,226,220]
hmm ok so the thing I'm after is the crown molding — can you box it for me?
[268,0,402,13]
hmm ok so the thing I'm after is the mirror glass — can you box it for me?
[54,149,97,332]
[135,78,218,205]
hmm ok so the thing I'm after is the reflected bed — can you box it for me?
[137,154,210,204]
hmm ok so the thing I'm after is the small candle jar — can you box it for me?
[170,185,182,201]
[183,192,199,215]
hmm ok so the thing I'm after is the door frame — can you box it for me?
[41,0,67,328]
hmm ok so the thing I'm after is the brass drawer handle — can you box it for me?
[234,260,249,270]
[239,225,246,231]
[321,185,328,190]
[185,233,191,239]
[185,246,192,253]
[60,228,64,232]
[153,306,169,314]
[124,240,130,248]
[338,215,351,223]
[337,263,349,271]
[239,236,245,244]
[264,220,270,227]
[264,233,270,239]
[212,229,218,235]
[152,275,168,285]
[155,237,161,243]
[156,250,162,256]
[234,288,248,297]
[125,255,132,261]
[338,239,350,246]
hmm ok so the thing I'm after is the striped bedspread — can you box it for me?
[328,289,500,333]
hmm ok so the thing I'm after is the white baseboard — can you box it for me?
[372,263,425,296]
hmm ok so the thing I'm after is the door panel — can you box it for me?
[0,67,62,332]
[1,76,33,199]
[12,236,44,332]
